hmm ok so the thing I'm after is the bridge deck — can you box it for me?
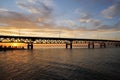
[0,35,120,42]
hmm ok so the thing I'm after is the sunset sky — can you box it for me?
[0,0,120,40]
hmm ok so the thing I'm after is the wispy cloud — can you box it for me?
[55,19,76,28]
[17,0,54,22]
[16,0,56,29]
[0,23,8,27]
[78,10,102,26]
[97,21,120,31]
[0,11,38,29]
[101,3,120,19]
[0,8,8,12]
[17,0,53,15]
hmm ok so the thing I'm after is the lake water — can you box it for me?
[0,48,120,80]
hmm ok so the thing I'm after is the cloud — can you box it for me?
[79,13,101,26]
[16,0,56,28]
[75,4,120,32]
[0,23,8,27]
[89,19,102,26]
[75,9,102,26]
[75,8,92,18]
[56,19,76,28]
[0,11,30,22]
[0,0,56,30]
[0,8,8,12]
[0,10,38,29]
[97,20,120,31]
[114,20,120,29]
[101,3,120,19]
[28,0,54,7]
[17,0,53,16]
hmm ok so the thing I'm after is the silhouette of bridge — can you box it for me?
[0,35,120,49]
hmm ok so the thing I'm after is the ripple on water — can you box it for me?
[0,48,120,80]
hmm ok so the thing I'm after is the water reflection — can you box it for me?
[0,48,120,80]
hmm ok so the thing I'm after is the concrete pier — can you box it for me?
[115,43,120,47]
[100,42,106,48]
[88,42,94,49]
[27,42,33,50]
[66,41,73,49]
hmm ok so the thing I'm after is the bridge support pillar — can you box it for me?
[115,44,118,47]
[88,42,90,48]
[0,45,2,49]
[66,43,68,48]
[66,40,73,49]
[115,43,120,47]
[88,42,94,49]
[27,42,33,50]
[70,41,72,49]
[100,43,106,48]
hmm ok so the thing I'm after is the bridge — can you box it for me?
[0,35,120,49]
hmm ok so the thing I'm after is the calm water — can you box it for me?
[0,48,120,80]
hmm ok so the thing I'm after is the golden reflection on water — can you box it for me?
[0,43,101,49]
[0,43,26,47]
[0,48,120,80]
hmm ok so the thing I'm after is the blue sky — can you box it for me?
[0,0,120,39]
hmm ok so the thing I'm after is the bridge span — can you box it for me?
[0,35,120,49]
